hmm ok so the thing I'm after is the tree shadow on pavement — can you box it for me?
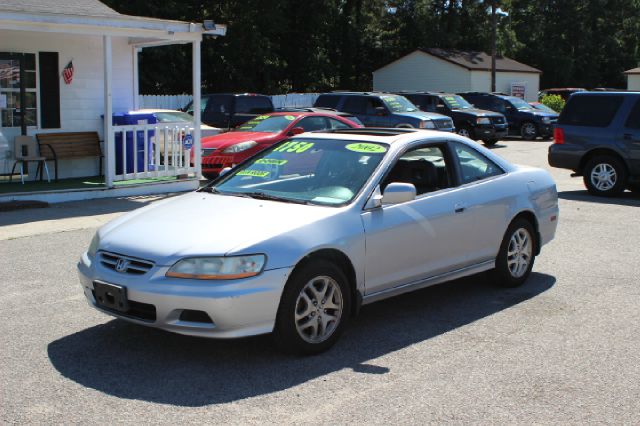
[559,190,640,206]
[47,272,555,407]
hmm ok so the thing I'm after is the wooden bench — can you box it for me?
[36,132,103,181]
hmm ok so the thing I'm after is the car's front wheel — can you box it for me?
[482,139,498,147]
[457,125,475,140]
[492,218,536,288]
[583,155,628,197]
[520,121,538,140]
[274,260,351,355]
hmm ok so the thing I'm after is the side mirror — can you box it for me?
[374,106,388,116]
[288,127,305,136]
[382,182,416,205]
[219,167,232,177]
[436,104,446,111]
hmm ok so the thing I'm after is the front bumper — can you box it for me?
[475,124,508,140]
[538,123,554,137]
[201,154,236,175]
[78,252,291,338]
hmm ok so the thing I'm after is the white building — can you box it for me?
[0,0,225,203]
[624,68,640,91]
[373,48,541,102]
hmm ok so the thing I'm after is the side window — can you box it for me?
[559,95,623,127]
[297,116,328,132]
[382,145,451,196]
[491,99,507,113]
[327,117,351,129]
[365,97,385,115]
[206,95,232,113]
[314,95,340,109]
[624,99,640,129]
[454,142,503,184]
[236,96,272,114]
[342,96,368,114]
[465,96,483,109]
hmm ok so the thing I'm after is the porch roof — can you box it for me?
[0,0,226,44]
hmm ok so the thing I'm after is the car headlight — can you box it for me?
[419,120,435,129]
[166,254,266,280]
[541,116,551,123]
[88,232,100,257]
[222,141,258,154]
[476,117,491,125]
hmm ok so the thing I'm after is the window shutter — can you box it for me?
[39,52,61,129]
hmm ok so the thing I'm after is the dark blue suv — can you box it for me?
[459,92,557,140]
[548,91,640,196]
[314,92,454,132]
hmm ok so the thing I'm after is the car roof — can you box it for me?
[200,93,270,97]
[135,109,185,113]
[292,128,437,144]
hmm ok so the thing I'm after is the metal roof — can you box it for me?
[419,48,541,73]
[0,0,121,18]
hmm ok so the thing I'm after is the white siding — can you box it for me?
[628,74,640,91]
[0,30,134,177]
[373,51,472,93]
[470,70,539,101]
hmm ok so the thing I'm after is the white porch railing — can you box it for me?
[111,121,197,181]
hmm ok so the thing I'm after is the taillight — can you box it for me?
[554,127,564,145]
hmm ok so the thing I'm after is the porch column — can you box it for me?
[192,39,202,178]
[103,35,115,188]
[132,47,140,110]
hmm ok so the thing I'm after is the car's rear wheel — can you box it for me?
[482,139,498,147]
[492,218,536,288]
[583,155,627,197]
[274,260,351,355]
[457,125,475,140]
[628,183,640,193]
[520,121,538,140]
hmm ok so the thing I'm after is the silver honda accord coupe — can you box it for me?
[78,128,558,354]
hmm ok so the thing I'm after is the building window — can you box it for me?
[0,53,38,129]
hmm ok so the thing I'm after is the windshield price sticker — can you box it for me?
[237,170,270,178]
[345,143,387,154]
[255,115,270,120]
[273,141,314,153]
[256,158,288,166]
[284,115,296,121]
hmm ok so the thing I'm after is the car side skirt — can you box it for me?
[362,259,495,305]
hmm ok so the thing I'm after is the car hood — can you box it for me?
[201,132,280,149]
[394,111,451,121]
[98,191,337,266]
[456,108,504,118]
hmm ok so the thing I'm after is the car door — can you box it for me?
[621,98,640,165]
[202,95,232,128]
[341,96,370,126]
[361,142,476,295]
[365,97,392,127]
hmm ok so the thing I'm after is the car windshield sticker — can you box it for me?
[284,115,296,120]
[255,115,270,120]
[381,96,403,109]
[237,115,270,130]
[237,170,270,178]
[345,143,387,153]
[273,141,314,153]
[444,96,461,108]
[255,158,288,166]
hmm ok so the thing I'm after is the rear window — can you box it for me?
[559,95,623,127]
[235,96,273,114]
[624,99,640,129]
[314,95,341,109]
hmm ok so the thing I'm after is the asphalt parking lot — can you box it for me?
[1,139,639,423]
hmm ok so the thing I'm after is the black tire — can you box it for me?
[582,155,628,197]
[273,259,351,355]
[482,139,498,147]
[520,121,538,140]
[395,123,414,129]
[457,125,475,140]
[491,218,537,288]
[628,183,640,193]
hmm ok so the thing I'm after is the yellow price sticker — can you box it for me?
[284,115,296,120]
[256,159,288,166]
[345,143,387,154]
[237,170,270,178]
[273,141,314,153]
[255,115,270,120]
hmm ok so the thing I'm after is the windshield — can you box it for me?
[508,97,533,111]
[234,115,296,133]
[211,138,389,205]
[531,103,556,113]
[380,95,418,112]
[153,111,195,122]
[441,95,473,110]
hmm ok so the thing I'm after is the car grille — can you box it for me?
[490,116,506,124]
[99,252,154,275]
[202,148,217,156]
[434,119,453,129]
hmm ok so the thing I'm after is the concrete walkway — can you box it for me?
[0,194,176,241]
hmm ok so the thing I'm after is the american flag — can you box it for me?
[62,60,74,84]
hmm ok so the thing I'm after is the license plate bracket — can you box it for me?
[93,281,129,312]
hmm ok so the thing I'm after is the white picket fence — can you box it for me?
[138,93,320,110]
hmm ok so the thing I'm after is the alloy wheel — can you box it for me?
[507,228,533,278]
[294,275,344,344]
[590,163,617,191]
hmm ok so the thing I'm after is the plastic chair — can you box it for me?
[10,135,51,184]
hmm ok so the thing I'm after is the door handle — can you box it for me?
[454,203,466,213]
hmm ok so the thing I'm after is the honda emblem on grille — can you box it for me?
[115,258,129,273]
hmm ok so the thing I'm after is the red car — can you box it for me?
[197,110,363,178]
